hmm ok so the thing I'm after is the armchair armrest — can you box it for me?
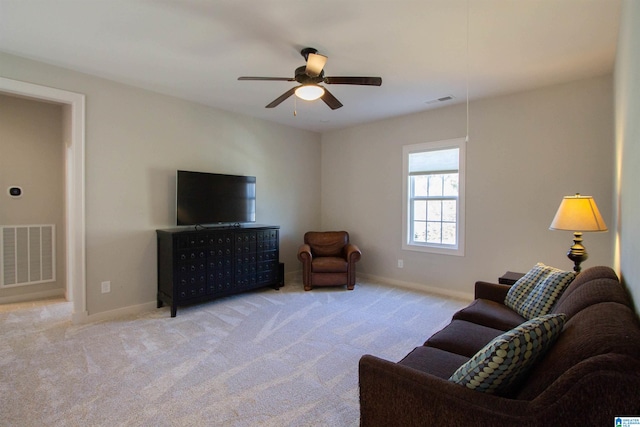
[297,244,312,263]
[344,243,362,264]
[474,281,511,303]
[298,244,313,288]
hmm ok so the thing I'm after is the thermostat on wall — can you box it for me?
[8,186,23,198]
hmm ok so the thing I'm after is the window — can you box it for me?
[402,138,466,255]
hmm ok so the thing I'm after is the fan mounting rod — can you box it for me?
[300,47,318,61]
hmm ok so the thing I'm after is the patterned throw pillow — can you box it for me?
[517,270,575,319]
[504,263,556,311]
[449,313,566,395]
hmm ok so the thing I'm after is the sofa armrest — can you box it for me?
[474,281,511,303]
[359,354,531,426]
[359,353,640,426]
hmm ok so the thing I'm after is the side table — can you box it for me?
[498,271,525,286]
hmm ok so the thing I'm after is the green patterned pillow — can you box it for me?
[504,263,557,312]
[517,270,575,319]
[449,313,566,395]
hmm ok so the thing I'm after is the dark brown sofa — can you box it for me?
[359,266,640,426]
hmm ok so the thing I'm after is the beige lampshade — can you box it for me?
[549,194,608,232]
[295,85,325,101]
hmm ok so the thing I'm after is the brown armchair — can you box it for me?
[297,231,362,291]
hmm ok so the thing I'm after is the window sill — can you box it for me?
[402,242,464,256]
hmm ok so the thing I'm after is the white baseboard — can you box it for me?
[73,271,472,324]
[281,268,473,302]
[71,310,89,325]
[77,274,301,324]
[0,288,65,305]
[358,272,474,302]
[83,301,158,324]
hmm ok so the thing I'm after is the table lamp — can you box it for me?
[549,193,608,273]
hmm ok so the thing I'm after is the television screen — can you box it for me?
[176,170,256,225]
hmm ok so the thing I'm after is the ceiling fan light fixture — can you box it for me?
[295,85,325,101]
[239,47,380,109]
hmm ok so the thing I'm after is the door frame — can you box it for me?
[0,77,87,323]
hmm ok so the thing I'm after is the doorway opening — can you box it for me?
[0,77,87,323]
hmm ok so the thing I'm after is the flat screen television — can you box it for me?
[176,170,256,226]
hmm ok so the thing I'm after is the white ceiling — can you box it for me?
[0,0,621,133]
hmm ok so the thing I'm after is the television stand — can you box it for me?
[156,225,280,317]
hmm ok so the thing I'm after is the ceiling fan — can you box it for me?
[238,47,382,110]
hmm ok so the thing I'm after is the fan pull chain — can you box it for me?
[294,96,297,116]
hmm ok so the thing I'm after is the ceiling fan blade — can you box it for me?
[265,86,300,108]
[324,76,382,86]
[320,88,343,110]
[238,76,296,81]
[305,53,327,77]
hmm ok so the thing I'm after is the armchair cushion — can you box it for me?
[312,256,348,273]
[305,231,349,257]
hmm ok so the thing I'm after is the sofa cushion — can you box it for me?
[449,313,566,396]
[556,265,619,305]
[504,263,556,312]
[516,302,640,400]
[398,346,470,380]
[517,270,575,319]
[551,266,630,319]
[552,277,632,318]
[453,299,527,331]
[425,320,505,357]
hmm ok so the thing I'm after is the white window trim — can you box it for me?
[402,137,466,256]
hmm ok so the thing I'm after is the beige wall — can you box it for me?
[321,75,614,298]
[615,0,640,313]
[0,45,627,315]
[0,52,322,316]
[0,93,66,300]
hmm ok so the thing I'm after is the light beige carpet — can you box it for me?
[0,277,467,426]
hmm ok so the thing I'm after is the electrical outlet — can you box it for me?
[397,259,404,268]
[101,281,111,293]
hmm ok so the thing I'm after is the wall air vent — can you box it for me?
[1,225,55,288]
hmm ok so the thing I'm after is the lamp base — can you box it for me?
[567,231,588,274]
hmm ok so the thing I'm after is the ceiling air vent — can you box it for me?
[425,95,455,105]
